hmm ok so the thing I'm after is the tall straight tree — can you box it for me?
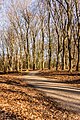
[41,19,44,70]
[21,9,30,70]
[32,31,36,70]
[47,0,51,69]
[74,0,80,71]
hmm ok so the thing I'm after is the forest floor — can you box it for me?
[0,71,80,120]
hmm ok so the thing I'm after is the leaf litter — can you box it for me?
[0,75,80,120]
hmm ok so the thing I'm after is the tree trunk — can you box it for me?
[68,38,71,71]
[56,28,59,71]
[75,0,80,71]
[66,2,72,71]
[76,35,80,71]
[62,38,65,70]
[33,33,36,70]
[15,50,19,72]
[41,25,44,70]
[48,11,51,70]
[26,28,29,70]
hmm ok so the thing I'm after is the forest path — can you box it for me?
[1,71,80,113]
[20,71,80,113]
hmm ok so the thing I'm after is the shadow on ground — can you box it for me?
[0,74,80,113]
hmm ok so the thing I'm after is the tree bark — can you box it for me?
[48,11,51,70]
[32,33,36,70]
[41,23,44,70]
[62,38,65,70]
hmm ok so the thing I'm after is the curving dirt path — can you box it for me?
[0,71,80,113]
[21,71,80,113]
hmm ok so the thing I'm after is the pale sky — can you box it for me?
[0,0,10,29]
[0,0,34,30]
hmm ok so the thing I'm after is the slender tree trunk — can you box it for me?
[62,38,65,70]
[76,35,80,71]
[19,43,23,72]
[39,40,41,69]
[7,47,10,72]
[32,33,36,70]
[26,28,29,70]
[41,25,44,70]
[3,50,6,73]
[15,50,19,72]
[68,38,71,71]
[2,42,6,73]
[56,28,59,71]
[48,11,51,69]
[66,2,72,71]
[74,0,80,71]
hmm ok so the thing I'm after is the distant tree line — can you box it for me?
[0,0,80,72]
